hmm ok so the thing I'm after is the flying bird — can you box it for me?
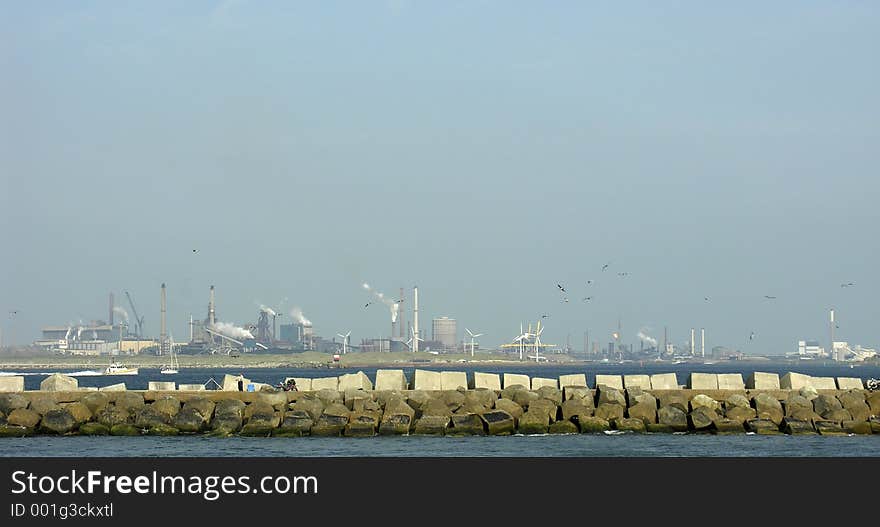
[749,332,755,341]
[617,272,629,277]
[704,297,710,302]
[841,282,854,288]
[8,310,17,317]
[586,280,593,286]
[541,314,550,319]
[764,295,777,300]
[192,249,199,253]
[562,297,569,303]
[582,297,592,302]
[364,302,373,309]
[557,284,566,293]
[601,263,610,272]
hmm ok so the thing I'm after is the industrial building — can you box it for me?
[432,316,457,351]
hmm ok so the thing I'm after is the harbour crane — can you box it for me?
[124,290,145,338]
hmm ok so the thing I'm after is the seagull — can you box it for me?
[749,332,755,341]
[586,280,593,286]
[192,249,198,253]
[617,272,629,277]
[602,263,610,272]
[562,297,569,303]
[8,310,17,317]
[704,297,710,302]
[841,282,854,288]
[541,314,550,319]
[364,302,372,309]
[582,297,592,302]
[557,284,566,293]
[764,295,777,300]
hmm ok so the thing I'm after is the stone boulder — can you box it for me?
[79,392,110,414]
[561,399,592,421]
[147,424,179,436]
[838,392,871,421]
[448,413,485,436]
[548,420,579,434]
[725,394,751,410]
[753,393,783,425]
[0,394,29,414]
[688,407,719,431]
[746,418,780,434]
[798,386,819,401]
[594,404,624,422]
[627,390,656,409]
[152,397,181,420]
[243,402,275,421]
[78,422,109,436]
[494,398,524,420]
[614,418,646,433]
[240,411,281,437]
[115,393,146,415]
[311,403,350,436]
[7,408,41,429]
[690,394,721,413]
[658,406,688,432]
[405,391,432,411]
[658,393,689,413]
[563,387,594,406]
[95,406,129,427]
[413,415,449,435]
[290,397,324,422]
[480,410,516,435]
[182,398,215,421]
[867,393,880,415]
[517,411,550,434]
[210,411,242,435]
[512,390,540,409]
[29,396,60,416]
[500,384,528,401]
[787,406,822,423]
[465,389,497,410]
[646,424,676,433]
[40,409,78,434]
[597,386,626,407]
[577,416,610,433]
[275,411,313,437]
[814,420,847,436]
[454,401,486,416]
[536,386,563,406]
[345,412,379,437]
[61,402,92,424]
[823,409,853,423]
[713,418,745,434]
[40,374,78,392]
[134,406,169,428]
[725,406,757,422]
[379,398,415,435]
[813,394,843,418]
[441,390,466,411]
[174,407,210,433]
[627,402,657,425]
[421,399,453,418]
[782,418,816,435]
[110,424,141,436]
[842,420,872,435]
[315,389,343,407]
[0,424,30,437]
[527,399,558,423]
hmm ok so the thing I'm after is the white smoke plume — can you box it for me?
[290,307,311,327]
[212,321,254,340]
[637,329,658,347]
[363,282,400,321]
[260,305,277,317]
[112,306,129,323]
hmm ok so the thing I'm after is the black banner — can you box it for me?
[1,457,878,524]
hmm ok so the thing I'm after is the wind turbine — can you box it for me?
[336,331,351,354]
[513,322,532,361]
[408,326,423,353]
[465,328,483,357]
[530,321,545,362]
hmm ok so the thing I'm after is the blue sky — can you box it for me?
[2,2,878,354]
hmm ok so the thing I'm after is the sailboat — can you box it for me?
[160,336,179,375]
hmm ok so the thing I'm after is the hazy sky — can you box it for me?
[2,2,878,354]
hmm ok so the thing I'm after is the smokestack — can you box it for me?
[209,285,215,327]
[160,283,167,356]
[663,326,668,356]
[109,293,114,326]
[399,287,405,339]
[701,328,705,358]
[830,308,835,361]
[690,328,695,357]
[413,286,419,353]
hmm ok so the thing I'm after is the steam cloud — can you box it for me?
[112,306,129,322]
[260,305,277,317]
[290,307,311,327]
[212,321,254,340]
[363,282,400,321]
[637,329,658,347]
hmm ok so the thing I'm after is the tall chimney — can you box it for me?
[690,328,695,357]
[160,283,167,356]
[209,285,215,327]
[399,287,405,339]
[830,309,835,360]
[701,328,705,358]
[413,286,419,353]
[109,292,115,326]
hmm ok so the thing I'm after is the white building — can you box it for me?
[797,340,826,358]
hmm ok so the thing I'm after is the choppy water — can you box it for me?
[2,433,879,458]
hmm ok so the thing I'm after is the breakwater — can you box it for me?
[1,370,878,437]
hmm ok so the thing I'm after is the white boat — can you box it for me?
[104,362,139,376]
[160,340,179,375]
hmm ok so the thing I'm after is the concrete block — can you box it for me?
[178,384,206,391]
[650,373,679,390]
[811,377,837,390]
[311,377,340,391]
[99,383,126,392]
[338,371,373,391]
[79,387,99,392]
[746,372,780,390]
[221,374,252,391]
[559,374,587,388]
[40,374,78,392]
[413,370,442,391]
[594,375,623,391]
[688,373,718,390]
[503,373,530,390]
[148,381,176,391]
[0,376,25,392]
[440,371,468,391]
[780,372,812,390]
[836,377,864,390]
[531,377,558,390]
[717,373,745,390]
[472,372,501,391]
[623,375,651,390]
[374,370,408,391]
